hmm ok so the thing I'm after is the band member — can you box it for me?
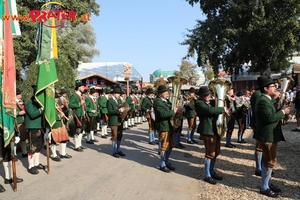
[98,87,110,138]
[141,87,156,145]
[120,89,129,130]
[25,85,46,174]
[140,90,147,122]
[235,90,249,143]
[135,91,142,124]
[250,77,264,176]
[58,87,69,124]
[50,93,72,161]
[85,88,99,144]
[0,128,23,191]
[69,80,87,152]
[195,86,230,184]
[16,88,28,157]
[126,90,136,127]
[225,88,236,148]
[255,77,290,198]
[185,87,197,144]
[107,87,126,158]
[154,85,179,173]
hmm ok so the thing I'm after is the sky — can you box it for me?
[90,0,205,82]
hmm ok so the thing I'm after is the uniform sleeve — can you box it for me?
[26,101,43,119]
[69,95,80,109]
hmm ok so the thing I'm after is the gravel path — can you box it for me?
[2,119,300,199]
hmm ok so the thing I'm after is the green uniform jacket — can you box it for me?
[25,98,44,129]
[85,97,98,117]
[255,95,285,142]
[195,99,225,136]
[16,102,25,124]
[107,97,121,126]
[52,110,63,129]
[153,98,174,132]
[69,93,84,117]
[184,101,195,118]
[141,96,153,112]
[98,96,108,114]
[126,96,135,110]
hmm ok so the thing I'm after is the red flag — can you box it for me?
[3,0,16,108]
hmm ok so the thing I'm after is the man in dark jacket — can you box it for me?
[255,77,290,198]
[107,87,125,158]
[25,85,46,174]
[195,86,229,185]
[154,85,179,173]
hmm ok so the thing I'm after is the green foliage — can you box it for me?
[14,1,100,102]
[182,0,300,75]
[175,60,199,85]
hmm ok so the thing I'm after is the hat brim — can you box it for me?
[198,91,211,96]
[258,80,276,89]
[157,89,168,93]
[75,83,86,89]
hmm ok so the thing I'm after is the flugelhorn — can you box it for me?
[277,76,294,110]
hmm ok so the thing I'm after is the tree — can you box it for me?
[182,0,300,76]
[174,60,199,85]
[14,1,100,101]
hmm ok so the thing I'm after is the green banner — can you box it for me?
[35,59,58,127]
[0,71,15,147]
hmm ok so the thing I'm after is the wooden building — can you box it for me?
[78,73,117,89]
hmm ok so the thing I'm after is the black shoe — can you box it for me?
[157,151,161,155]
[22,153,28,158]
[225,144,234,148]
[291,128,300,132]
[101,135,107,138]
[255,170,262,176]
[51,156,61,162]
[74,147,83,152]
[180,134,184,136]
[175,145,183,149]
[28,167,39,175]
[86,140,94,144]
[211,173,223,180]
[269,183,282,193]
[60,154,72,159]
[166,163,175,171]
[260,188,279,198]
[80,146,87,149]
[237,139,247,143]
[229,143,236,147]
[112,153,120,158]
[204,177,217,185]
[199,136,203,140]
[35,164,45,170]
[92,139,99,142]
[0,184,5,193]
[187,140,194,144]
[191,139,198,144]
[148,141,156,145]
[118,151,126,156]
[4,177,23,184]
[178,143,185,148]
[159,166,171,173]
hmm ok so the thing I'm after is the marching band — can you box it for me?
[0,76,294,198]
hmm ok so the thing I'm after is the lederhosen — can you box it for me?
[51,106,69,144]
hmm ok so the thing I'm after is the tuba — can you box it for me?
[167,76,188,129]
[208,78,232,137]
[277,76,294,110]
[119,102,131,121]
